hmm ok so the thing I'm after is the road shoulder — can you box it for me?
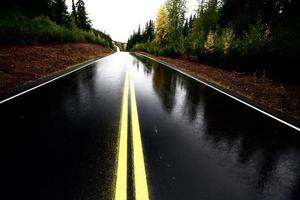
[0,43,114,98]
[0,51,114,103]
[134,52,300,131]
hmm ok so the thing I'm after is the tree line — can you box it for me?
[126,20,155,50]
[127,0,300,83]
[0,0,113,48]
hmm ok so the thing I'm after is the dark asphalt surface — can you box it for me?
[2,52,300,200]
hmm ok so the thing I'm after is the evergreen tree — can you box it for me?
[144,20,155,42]
[137,25,142,42]
[5,0,54,18]
[126,20,156,50]
[76,0,91,30]
[52,0,69,25]
[71,0,77,23]
[193,0,219,37]
[182,19,189,36]
[148,20,155,41]
[188,15,195,30]
[219,0,292,35]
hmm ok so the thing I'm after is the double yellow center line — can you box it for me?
[115,66,129,200]
[115,65,149,200]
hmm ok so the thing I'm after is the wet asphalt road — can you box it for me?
[2,52,300,200]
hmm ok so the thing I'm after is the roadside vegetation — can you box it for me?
[0,0,113,48]
[126,0,300,84]
[114,41,127,51]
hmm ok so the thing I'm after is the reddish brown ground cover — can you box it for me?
[0,43,112,95]
[140,52,300,123]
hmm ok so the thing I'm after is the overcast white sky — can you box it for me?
[67,0,198,42]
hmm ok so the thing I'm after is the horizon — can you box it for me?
[66,0,198,43]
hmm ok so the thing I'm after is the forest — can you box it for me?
[0,0,113,48]
[127,0,300,83]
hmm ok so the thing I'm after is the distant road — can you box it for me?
[2,52,300,200]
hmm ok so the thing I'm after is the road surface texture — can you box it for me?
[2,52,300,200]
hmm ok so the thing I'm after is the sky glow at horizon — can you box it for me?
[67,0,198,42]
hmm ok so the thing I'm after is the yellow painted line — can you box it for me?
[130,66,150,200]
[115,66,129,200]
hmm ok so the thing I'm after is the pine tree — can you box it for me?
[76,0,91,30]
[182,19,189,36]
[137,25,141,41]
[147,20,155,41]
[71,0,77,22]
[143,20,155,42]
[52,0,69,25]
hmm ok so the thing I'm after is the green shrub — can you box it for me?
[0,13,111,46]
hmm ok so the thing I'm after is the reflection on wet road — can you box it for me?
[3,53,128,200]
[132,55,300,200]
[2,52,300,200]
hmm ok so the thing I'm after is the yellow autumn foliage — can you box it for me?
[155,4,169,44]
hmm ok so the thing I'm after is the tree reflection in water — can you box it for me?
[132,54,300,199]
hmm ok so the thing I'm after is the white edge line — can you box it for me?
[137,53,300,132]
[0,55,110,105]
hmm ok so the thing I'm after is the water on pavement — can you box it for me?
[131,54,300,200]
[2,52,300,200]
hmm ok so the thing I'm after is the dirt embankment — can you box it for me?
[0,43,113,96]
[140,52,300,123]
